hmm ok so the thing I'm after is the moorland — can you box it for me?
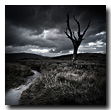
[5,53,106,105]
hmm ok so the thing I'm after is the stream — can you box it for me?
[5,70,40,105]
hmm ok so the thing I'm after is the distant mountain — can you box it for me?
[5,53,106,61]
[5,53,48,60]
[52,53,106,60]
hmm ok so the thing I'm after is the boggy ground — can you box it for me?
[18,59,106,105]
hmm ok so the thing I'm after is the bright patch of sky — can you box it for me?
[28,48,50,53]
[95,31,106,36]
[88,40,106,47]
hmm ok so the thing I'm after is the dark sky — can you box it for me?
[5,5,106,56]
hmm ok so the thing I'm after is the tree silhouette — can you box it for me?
[64,14,91,64]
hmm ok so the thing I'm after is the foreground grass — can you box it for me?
[19,61,106,105]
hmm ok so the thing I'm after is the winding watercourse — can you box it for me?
[5,70,40,105]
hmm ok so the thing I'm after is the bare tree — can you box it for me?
[64,14,91,64]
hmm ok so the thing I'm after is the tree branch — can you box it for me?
[73,16,80,36]
[66,14,72,38]
[64,31,70,38]
[73,31,77,41]
[82,21,91,36]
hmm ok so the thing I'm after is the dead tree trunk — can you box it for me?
[73,46,78,64]
[64,14,91,64]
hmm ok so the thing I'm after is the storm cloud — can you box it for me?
[5,5,106,56]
